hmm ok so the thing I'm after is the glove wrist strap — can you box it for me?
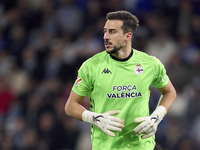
[82,110,94,123]
[155,106,167,118]
[151,106,167,124]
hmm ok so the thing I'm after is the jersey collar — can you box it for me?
[110,49,133,62]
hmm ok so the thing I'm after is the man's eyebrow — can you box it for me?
[109,28,117,31]
[103,28,118,33]
[104,28,117,31]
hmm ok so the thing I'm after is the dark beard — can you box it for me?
[106,45,123,54]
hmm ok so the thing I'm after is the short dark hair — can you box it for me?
[106,11,139,35]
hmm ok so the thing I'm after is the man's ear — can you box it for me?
[125,32,132,43]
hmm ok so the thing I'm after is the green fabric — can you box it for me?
[72,49,169,150]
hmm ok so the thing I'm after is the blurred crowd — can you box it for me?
[0,0,200,150]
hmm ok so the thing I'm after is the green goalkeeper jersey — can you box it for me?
[72,49,169,150]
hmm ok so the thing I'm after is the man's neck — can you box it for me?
[111,46,132,60]
[110,48,133,62]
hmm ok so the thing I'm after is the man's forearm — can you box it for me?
[158,92,176,112]
[65,91,86,121]
[65,101,86,121]
[157,80,177,111]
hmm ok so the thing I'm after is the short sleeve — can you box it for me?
[72,61,93,97]
[151,57,169,88]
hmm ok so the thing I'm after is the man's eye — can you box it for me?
[110,30,116,34]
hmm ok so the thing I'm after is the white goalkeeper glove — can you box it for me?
[82,110,125,137]
[133,106,167,139]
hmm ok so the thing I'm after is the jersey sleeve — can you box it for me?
[72,61,93,97]
[151,56,169,88]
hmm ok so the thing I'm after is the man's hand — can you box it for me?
[133,106,167,139]
[82,110,125,137]
[133,116,159,139]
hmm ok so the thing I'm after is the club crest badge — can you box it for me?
[135,64,144,75]
[76,76,82,86]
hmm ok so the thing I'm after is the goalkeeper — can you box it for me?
[65,10,176,150]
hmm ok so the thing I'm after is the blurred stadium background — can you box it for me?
[0,0,200,150]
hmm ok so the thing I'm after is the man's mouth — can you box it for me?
[104,42,112,47]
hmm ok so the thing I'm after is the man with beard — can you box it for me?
[65,10,176,150]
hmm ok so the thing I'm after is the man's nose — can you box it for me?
[103,32,109,40]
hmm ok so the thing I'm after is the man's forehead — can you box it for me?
[104,20,123,29]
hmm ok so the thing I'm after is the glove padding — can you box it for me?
[133,106,167,139]
[82,110,125,137]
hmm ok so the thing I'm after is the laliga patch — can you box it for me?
[76,76,82,86]
[162,75,167,82]
[135,64,143,75]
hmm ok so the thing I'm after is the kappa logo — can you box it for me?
[101,68,112,74]
[76,76,82,86]
[135,64,143,75]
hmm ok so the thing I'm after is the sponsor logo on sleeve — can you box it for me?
[162,75,167,82]
[76,76,82,86]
